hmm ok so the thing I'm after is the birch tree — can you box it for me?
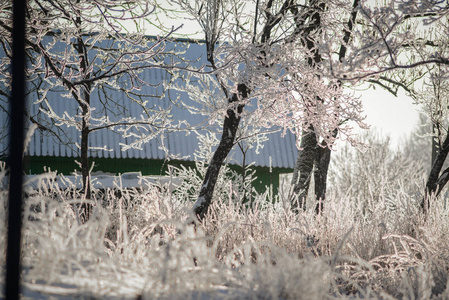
[0,0,180,220]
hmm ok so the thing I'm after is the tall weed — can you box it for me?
[1,138,449,298]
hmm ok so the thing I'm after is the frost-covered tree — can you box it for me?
[169,0,366,220]
[0,1,182,219]
[330,0,449,213]
[411,59,449,210]
[288,0,363,214]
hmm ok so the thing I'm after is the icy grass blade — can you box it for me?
[1,159,448,299]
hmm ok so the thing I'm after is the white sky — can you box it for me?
[356,87,421,148]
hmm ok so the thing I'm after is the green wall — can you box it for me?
[25,156,177,176]
[23,155,292,195]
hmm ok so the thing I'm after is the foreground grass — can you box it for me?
[1,171,449,299]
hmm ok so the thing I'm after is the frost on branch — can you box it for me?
[328,0,449,81]
[0,0,186,206]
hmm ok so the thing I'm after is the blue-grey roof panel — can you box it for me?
[0,39,297,170]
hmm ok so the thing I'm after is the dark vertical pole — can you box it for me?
[5,0,26,299]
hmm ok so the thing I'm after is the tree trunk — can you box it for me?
[290,0,324,214]
[75,18,92,222]
[240,145,249,207]
[291,126,337,214]
[80,104,92,222]
[431,123,439,168]
[422,128,449,213]
[314,146,330,213]
[291,0,358,215]
[314,129,338,214]
[290,125,317,212]
[194,83,248,221]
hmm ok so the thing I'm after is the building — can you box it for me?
[0,38,297,194]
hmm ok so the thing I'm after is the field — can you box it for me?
[1,154,449,300]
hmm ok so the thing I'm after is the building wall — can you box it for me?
[24,156,292,195]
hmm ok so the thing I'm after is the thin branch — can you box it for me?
[338,0,360,62]
[338,58,449,81]
[436,167,449,197]
[89,120,177,133]
[367,79,399,97]
[367,75,415,97]
[401,39,439,48]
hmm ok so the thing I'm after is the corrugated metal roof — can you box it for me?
[1,39,298,170]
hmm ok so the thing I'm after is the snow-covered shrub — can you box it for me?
[329,132,426,218]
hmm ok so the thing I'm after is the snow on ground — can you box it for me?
[1,172,182,192]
